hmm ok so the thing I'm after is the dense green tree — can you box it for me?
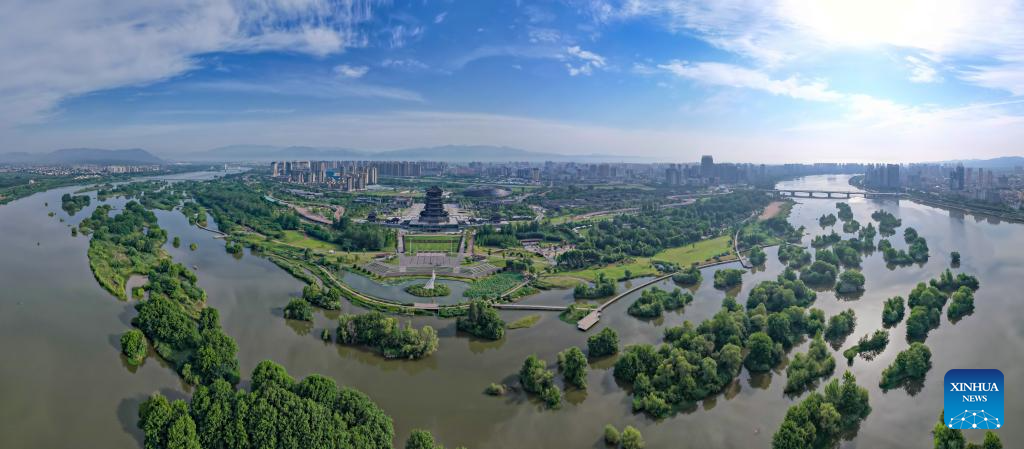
[946,286,976,320]
[283,298,313,321]
[814,248,840,266]
[748,246,767,266]
[819,213,837,227]
[778,244,812,268]
[950,251,961,266]
[982,431,1003,449]
[628,287,692,318]
[880,342,932,389]
[745,270,816,313]
[671,265,702,286]
[713,268,744,289]
[842,330,889,363]
[406,430,445,449]
[771,371,871,449]
[744,331,782,372]
[302,284,342,310]
[800,260,838,286]
[558,346,588,389]
[811,232,842,249]
[587,327,619,357]
[785,334,835,393]
[835,202,853,221]
[603,425,621,445]
[621,426,645,449]
[930,269,980,292]
[157,360,395,449]
[519,355,561,408]
[337,311,439,359]
[456,300,505,340]
[555,191,775,269]
[121,329,148,366]
[882,296,905,327]
[842,219,861,233]
[824,309,856,345]
[871,210,902,235]
[574,272,617,299]
[835,270,866,294]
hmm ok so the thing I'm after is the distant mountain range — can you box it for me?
[943,156,1024,169]
[0,148,164,165]
[172,144,645,163]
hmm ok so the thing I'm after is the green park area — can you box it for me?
[405,234,461,254]
[280,230,345,251]
[550,235,735,283]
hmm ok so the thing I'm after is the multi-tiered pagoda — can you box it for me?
[418,186,450,224]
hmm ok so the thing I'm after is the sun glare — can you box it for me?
[781,0,973,51]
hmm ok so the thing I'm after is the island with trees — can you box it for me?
[771,371,871,449]
[456,300,505,340]
[519,355,561,408]
[336,311,439,359]
[713,268,744,290]
[627,287,692,318]
[671,265,702,286]
[879,342,932,390]
[587,327,619,357]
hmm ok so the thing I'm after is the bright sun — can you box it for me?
[780,0,983,52]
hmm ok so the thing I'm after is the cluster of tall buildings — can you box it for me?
[270,161,378,191]
[373,161,446,177]
[863,164,901,190]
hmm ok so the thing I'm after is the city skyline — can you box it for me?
[5,1,1024,162]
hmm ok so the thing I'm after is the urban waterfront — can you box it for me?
[0,175,1019,448]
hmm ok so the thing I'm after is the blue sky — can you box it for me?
[4,0,1024,162]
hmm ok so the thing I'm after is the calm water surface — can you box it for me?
[0,174,1019,448]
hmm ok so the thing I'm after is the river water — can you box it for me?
[0,174,1019,448]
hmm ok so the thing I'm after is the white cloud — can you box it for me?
[187,77,424,102]
[434,12,447,24]
[381,58,431,71]
[658,60,843,102]
[961,60,1024,96]
[386,24,423,48]
[0,0,388,127]
[585,0,1024,88]
[334,64,369,78]
[528,28,561,43]
[565,45,607,76]
[905,56,941,83]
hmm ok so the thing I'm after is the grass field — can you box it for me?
[280,230,344,251]
[405,234,461,253]
[551,235,735,283]
[650,235,734,266]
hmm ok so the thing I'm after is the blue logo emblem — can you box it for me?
[944,369,1004,429]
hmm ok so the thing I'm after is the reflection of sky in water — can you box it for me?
[1,174,1022,449]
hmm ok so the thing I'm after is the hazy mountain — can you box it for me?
[175,144,645,163]
[0,148,163,165]
[946,156,1024,169]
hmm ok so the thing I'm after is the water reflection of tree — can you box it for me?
[333,343,440,374]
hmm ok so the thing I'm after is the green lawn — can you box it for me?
[280,230,344,251]
[650,235,735,266]
[405,234,461,253]
[553,235,735,283]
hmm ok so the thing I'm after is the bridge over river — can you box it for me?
[766,189,904,199]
